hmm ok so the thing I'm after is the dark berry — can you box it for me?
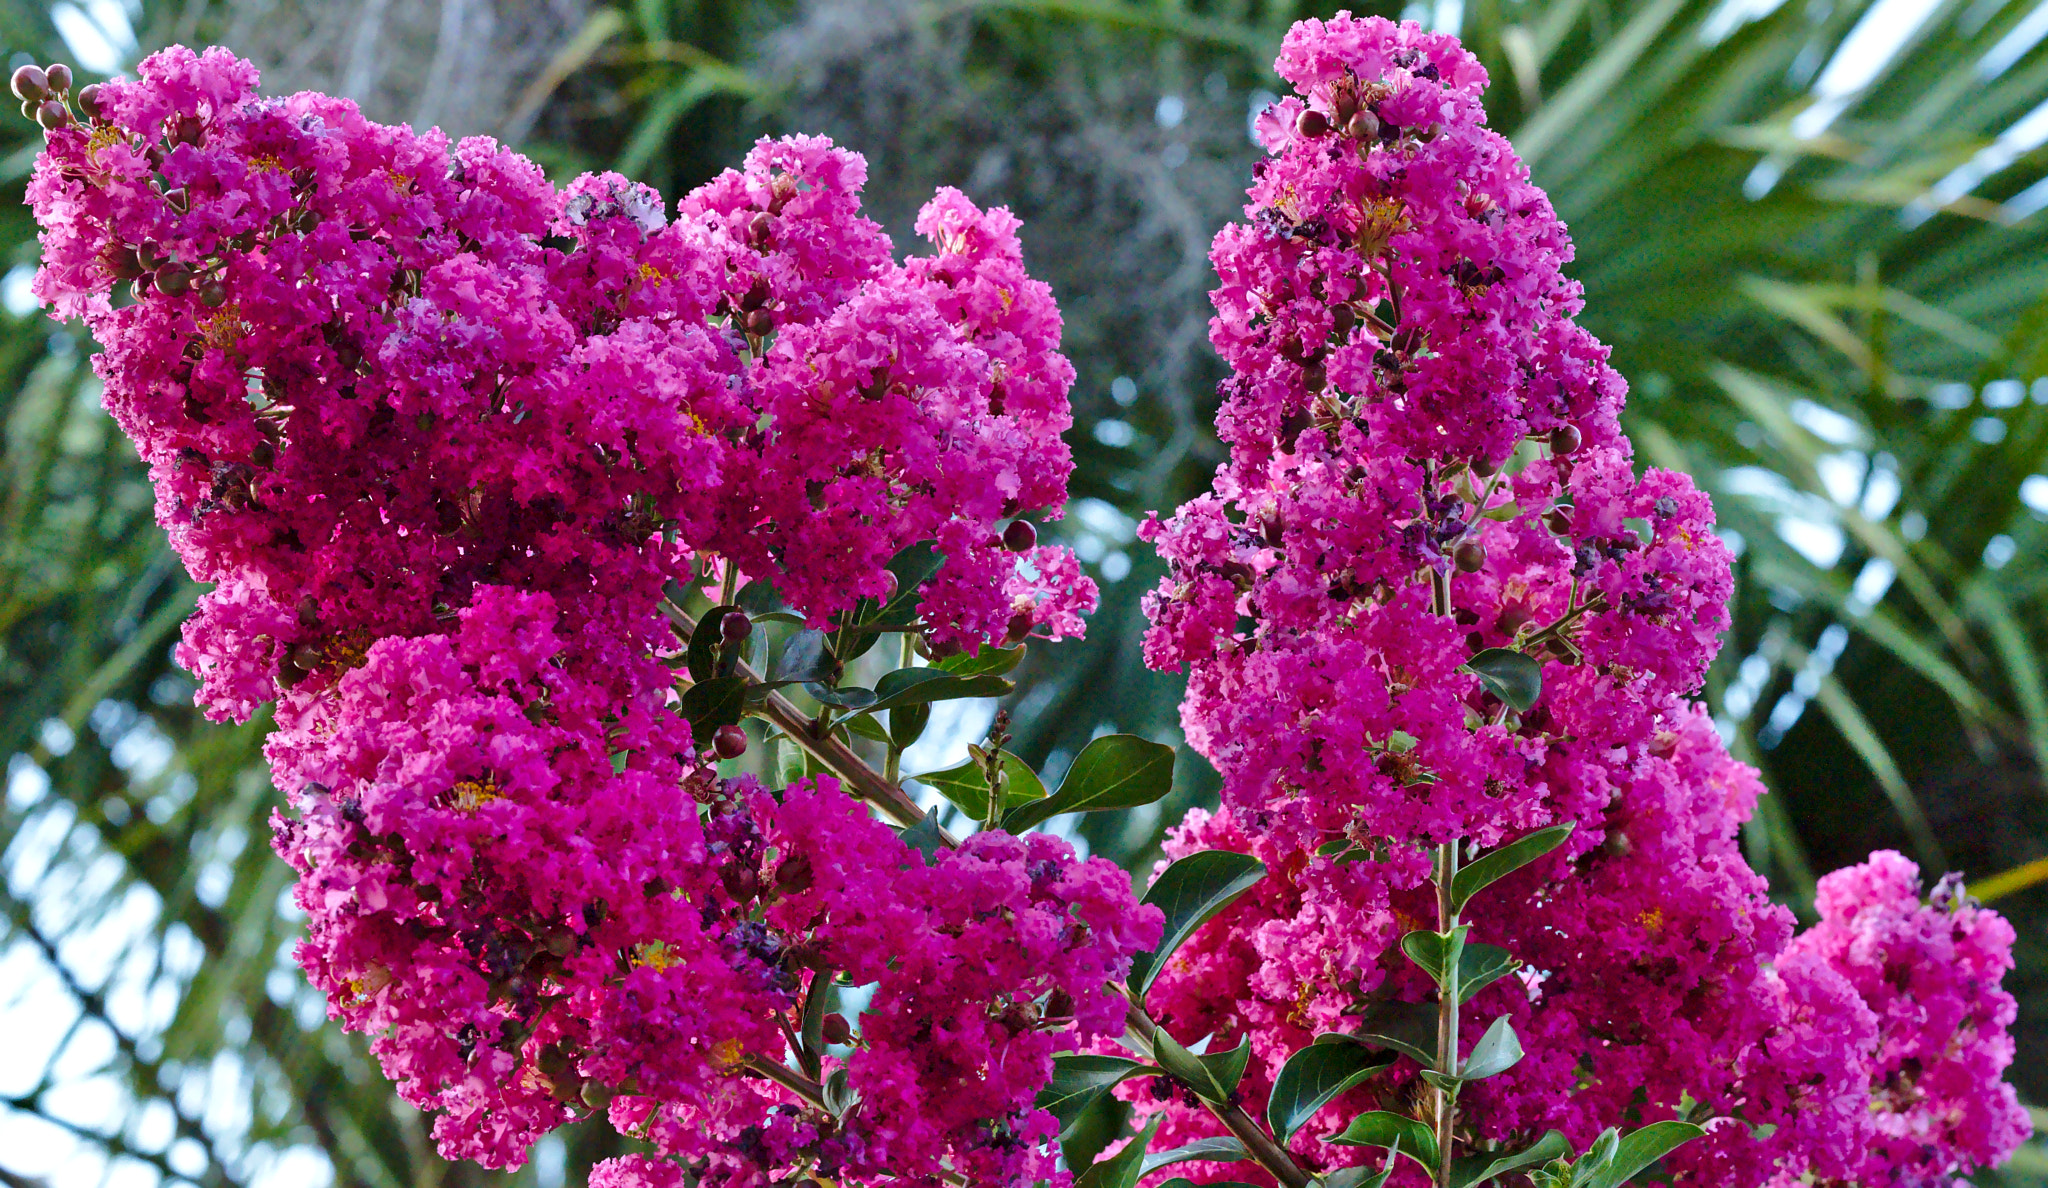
[821,1013,853,1045]
[1296,108,1330,138]
[1003,519,1037,552]
[713,724,748,760]
[1453,540,1486,573]
[1548,423,1583,456]
[720,612,752,643]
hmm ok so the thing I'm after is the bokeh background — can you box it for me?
[6,0,2048,1183]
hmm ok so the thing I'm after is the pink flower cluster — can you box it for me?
[1136,13,2025,1185]
[27,45,1141,1184]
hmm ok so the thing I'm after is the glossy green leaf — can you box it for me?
[686,603,740,683]
[680,675,747,731]
[1459,1015,1523,1081]
[1149,1029,1250,1103]
[1038,1054,1152,1137]
[1463,647,1543,712]
[1127,850,1266,997]
[1399,926,1468,985]
[1584,1121,1705,1188]
[1448,1130,1571,1188]
[773,629,838,684]
[1267,1038,1397,1143]
[867,666,1014,713]
[806,683,876,709]
[897,809,944,868]
[911,749,1047,818]
[1329,1111,1438,1170]
[1459,943,1520,1004]
[1075,1114,1160,1188]
[938,644,1026,677]
[1343,1001,1439,1068]
[1004,734,1177,831]
[1450,823,1577,914]
[1139,1137,1250,1176]
[888,701,931,751]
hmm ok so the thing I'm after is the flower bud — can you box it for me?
[743,308,772,336]
[198,280,228,308]
[1548,422,1582,456]
[44,64,71,95]
[1470,454,1498,478]
[1004,613,1034,647]
[580,1081,614,1111]
[75,84,100,120]
[1453,540,1486,573]
[36,100,71,130]
[1331,304,1356,338]
[721,612,752,644]
[747,211,772,244]
[713,724,748,760]
[11,66,47,103]
[740,274,771,310]
[820,1012,852,1045]
[1345,110,1379,140]
[774,853,813,893]
[1295,108,1330,138]
[154,263,193,296]
[1543,507,1572,536]
[18,99,35,120]
[1002,519,1036,552]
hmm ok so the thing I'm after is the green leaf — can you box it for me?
[938,644,1026,677]
[843,713,891,745]
[1075,1114,1160,1188]
[1399,926,1468,985]
[889,702,931,751]
[1149,1029,1250,1103]
[1450,823,1577,913]
[1463,647,1543,712]
[1156,1181,1260,1188]
[1321,1152,1400,1188]
[686,603,740,683]
[1583,1121,1705,1188]
[822,1068,860,1117]
[1329,1111,1438,1170]
[897,809,944,868]
[911,749,1047,818]
[680,675,746,731]
[1140,1138,1251,1176]
[1004,734,1177,832]
[1479,500,1524,522]
[1038,1054,1152,1137]
[1266,1039,1397,1143]
[868,666,1014,713]
[1127,850,1266,997]
[1058,1091,1130,1174]
[1459,1015,1522,1081]
[807,683,876,709]
[1448,1130,1571,1188]
[1458,944,1519,1005]
[1344,1001,1439,1068]
[774,629,838,684]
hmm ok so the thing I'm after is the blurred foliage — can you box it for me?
[5,0,2048,1183]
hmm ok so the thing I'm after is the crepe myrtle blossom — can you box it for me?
[1137,11,2025,1186]
[24,45,1138,1185]
[18,22,2025,1188]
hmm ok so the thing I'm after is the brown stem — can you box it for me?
[744,1055,831,1111]
[667,606,952,842]
[1121,998,1313,1188]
